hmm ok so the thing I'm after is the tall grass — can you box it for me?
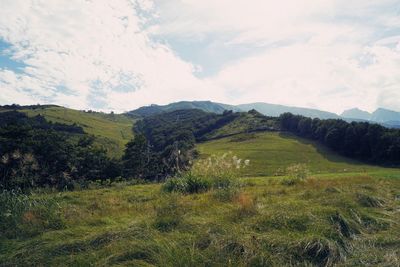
[162,153,248,195]
[0,190,64,238]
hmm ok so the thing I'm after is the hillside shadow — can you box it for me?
[277,132,386,168]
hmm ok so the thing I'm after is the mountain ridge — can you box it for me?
[126,101,399,128]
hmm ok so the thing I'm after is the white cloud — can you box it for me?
[0,0,221,112]
[151,0,400,112]
[0,0,399,113]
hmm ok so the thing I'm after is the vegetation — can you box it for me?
[1,172,399,266]
[0,111,121,190]
[280,112,400,165]
[198,132,389,177]
[1,104,400,266]
[1,104,135,157]
[162,153,246,194]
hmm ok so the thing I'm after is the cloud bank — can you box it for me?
[0,0,399,113]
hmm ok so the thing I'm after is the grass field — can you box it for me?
[1,172,399,266]
[1,123,400,266]
[20,107,135,157]
[198,132,394,176]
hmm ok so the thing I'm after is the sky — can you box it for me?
[0,0,400,114]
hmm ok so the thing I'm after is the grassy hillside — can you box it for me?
[198,132,395,176]
[19,106,135,157]
[127,100,240,117]
[203,112,278,140]
[1,173,399,266]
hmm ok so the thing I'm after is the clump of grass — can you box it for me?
[330,211,360,238]
[162,173,211,194]
[0,190,64,238]
[294,237,346,266]
[254,213,310,232]
[153,194,183,232]
[212,185,240,202]
[233,193,258,219]
[281,164,309,185]
[325,187,341,193]
[162,153,248,195]
[356,193,384,208]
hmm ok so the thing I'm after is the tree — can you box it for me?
[122,134,150,179]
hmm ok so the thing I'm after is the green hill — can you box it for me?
[5,106,136,157]
[127,100,240,117]
[2,107,400,266]
[198,132,390,176]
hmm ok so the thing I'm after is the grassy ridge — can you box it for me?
[197,132,394,176]
[1,173,399,266]
[20,107,135,157]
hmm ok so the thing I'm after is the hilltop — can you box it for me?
[0,104,135,157]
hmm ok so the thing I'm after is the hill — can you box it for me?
[237,102,340,119]
[0,105,135,157]
[371,108,400,123]
[341,107,400,128]
[2,105,400,266]
[198,132,387,177]
[341,108,371,121]
[127,100,342,120]
[127,101,240,117]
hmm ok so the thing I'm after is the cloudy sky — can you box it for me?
[0,0,400,113]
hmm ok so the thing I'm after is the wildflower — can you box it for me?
[1,154,9,164]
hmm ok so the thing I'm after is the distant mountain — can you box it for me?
[237,102,340,119]
[127,100,400,128]
[341,108,371,121]
[127,101,240,117]
[128,101,341,119]
[370,108,400,123]
[340,107,400,128]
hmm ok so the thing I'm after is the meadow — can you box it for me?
[1,173,399,266]
[198,132,391,176]
[1,132,399,266]
[20,106,135,157]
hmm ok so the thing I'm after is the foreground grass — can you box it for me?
[20,106,135,157]
[1,172,399,266]
[198,132,393,176]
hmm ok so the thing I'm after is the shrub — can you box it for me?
[282,164,309,185]
[0,190,65,238]
[162,153,248,195]
[162,173,211,194]
[212,185,240,202]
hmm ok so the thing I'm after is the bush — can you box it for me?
[282,164,309,185]
[162,153,248,195]
[213,185,240,202]
[162,173,211,194]
[0,190,65,238]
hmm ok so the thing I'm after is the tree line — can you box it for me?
[0,111,120,190]
[279,113,400,164]
[0,109,238,190]
[2,109,399,191]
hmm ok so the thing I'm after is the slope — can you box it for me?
[127,100,240,117]
[197,132,393,176]
[14,106,135,157]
